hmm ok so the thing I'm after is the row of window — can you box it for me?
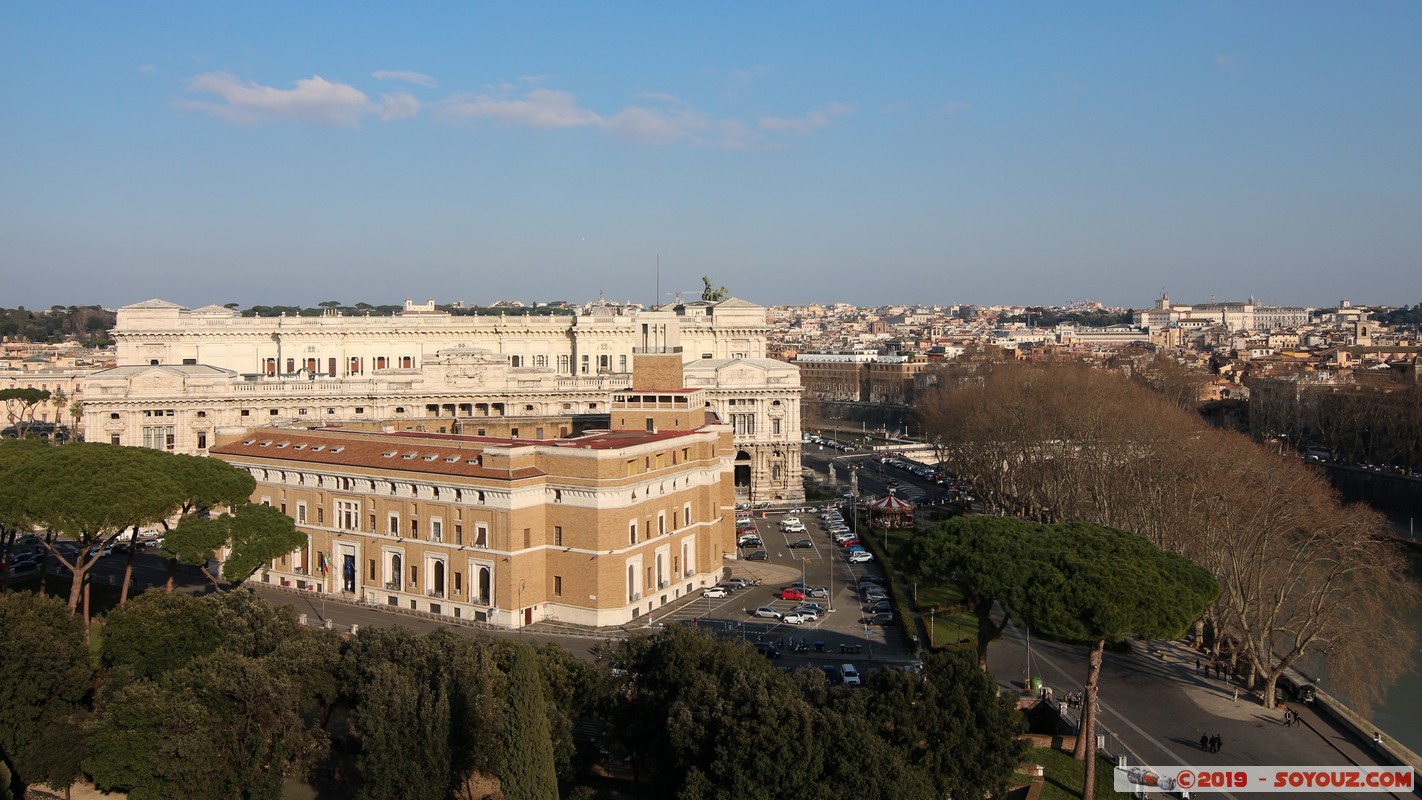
[287,498,494,546]
[256,352,651,377]
[262,356,416,377]
[628,504,694,546]
[624,447,694,476]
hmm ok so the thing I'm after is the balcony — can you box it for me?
[657,580,670,590]
[384,581,399,591]
[684,568,695,577]
[426,589,445,599]
[629,592,642,603]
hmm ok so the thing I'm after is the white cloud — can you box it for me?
[699,118,759,151]
[371,70,437,88]
[1215,53,1246,68]
[758,101,855,134]
[137,64,157,74]
[941,100,970,117]
[440,87,603,128]
[607,104,708,144]
[177,70,847,149]
[378,91,420,121]
[179,72,373,127]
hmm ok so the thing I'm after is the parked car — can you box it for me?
[780,522,807,533]
[738,537,763,548]
[847,551,874,563]
[790,582,813,593]
[782,613,807,625]
[753,606,783,620]
[4,562,40,579]
[808,586,830,598]
[781,516,801,526]
[790,607,820,622]
[87,545,115,558]
[745,550,769,561]
[860,612,895,625]
[865,600,893,613]
[836,537,861,548]
[787,539,814,549]
[840,664,862,686]
[779,588,806,601]
[820,665,842,684]
[754,641,781,658]
[724,577,750,589]
[736,516,753,526]
[703,587,730,599]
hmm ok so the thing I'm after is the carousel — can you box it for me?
[868,490,915,529]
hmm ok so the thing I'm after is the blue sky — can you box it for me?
[3,2,1419,311]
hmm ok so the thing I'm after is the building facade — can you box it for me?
[1133,294,1315,333]
[211,385,735,628]
[792,351,928,405]
[85,297,803,501]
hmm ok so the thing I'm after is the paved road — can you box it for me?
[987,623,1421,799]
[249,500,920,672]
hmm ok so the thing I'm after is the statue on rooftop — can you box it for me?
[701,276,730,302]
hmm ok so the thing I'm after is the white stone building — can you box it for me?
[83,297,804,501]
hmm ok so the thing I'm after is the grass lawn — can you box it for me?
[879,528,978,651]
[1028,747,1130,799]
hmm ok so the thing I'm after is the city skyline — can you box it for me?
[3,3,1419,311]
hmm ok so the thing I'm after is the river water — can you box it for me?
[1369,543,1422,754]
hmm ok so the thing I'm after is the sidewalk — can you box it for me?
[987,625,1421,799]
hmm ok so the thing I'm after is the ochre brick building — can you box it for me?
[211,365,734,629]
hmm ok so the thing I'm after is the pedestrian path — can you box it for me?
[987,625,1420,799]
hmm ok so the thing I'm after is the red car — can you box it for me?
[837,537,861,548]
[779,587,806,601]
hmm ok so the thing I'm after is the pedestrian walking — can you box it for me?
[1214,734,1224,753]
[1232,687,1239,703]
[1283,709,1293,726]
[1195,658,1201,674]
[1200,733,1209,751]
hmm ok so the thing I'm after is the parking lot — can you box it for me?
[645,503,918,668]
